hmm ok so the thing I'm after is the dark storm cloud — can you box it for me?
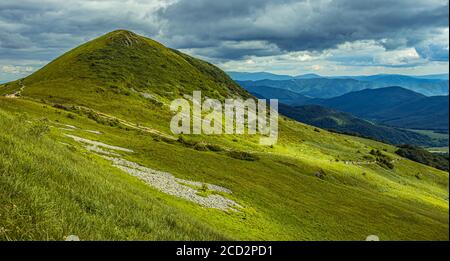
[158,0,449,60]
[0,0,162,61]
[0,0,448,80]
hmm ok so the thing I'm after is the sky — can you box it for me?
[0,0,449,82]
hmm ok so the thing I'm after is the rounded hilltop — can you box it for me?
[2,29,250,109]
[104,29,143,47]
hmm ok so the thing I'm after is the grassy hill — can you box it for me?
[0,30,249,132]
[0,30,448,240]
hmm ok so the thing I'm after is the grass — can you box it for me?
[0,30,448,240]
[0,97,448,240]
[0,109,225,240]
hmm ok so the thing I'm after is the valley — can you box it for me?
[241,77,449,148]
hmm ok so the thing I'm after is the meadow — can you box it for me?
[1,97,448,240]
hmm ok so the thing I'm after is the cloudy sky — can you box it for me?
[0,0,448,82]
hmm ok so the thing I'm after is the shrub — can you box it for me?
[194,143,208,151]
[227,151,259,161]
[53,104,67,110]
[370,149,394,169]
[206,144,224,152]
[315,169,326,180]
[177,136,197,147]
[378,157,394,169]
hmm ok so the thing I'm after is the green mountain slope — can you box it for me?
[28,30,248,99]
[0,30,448,240]
[1,30,249,133]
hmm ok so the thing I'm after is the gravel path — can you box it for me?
[64,133,240,211]
[64,134,134,153]
[3,79,25,98]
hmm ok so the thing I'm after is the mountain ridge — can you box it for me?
[278,104,445,147]
[305,87,449,131]
[233,72,449,97]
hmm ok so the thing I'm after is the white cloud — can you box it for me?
[1,65,34,74]
[216,39,448,76]
[375,48,422,66]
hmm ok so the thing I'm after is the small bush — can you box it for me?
[194,143,208,151]
[67,113,76,119]
[228,151,259,161]
[378,158,394,169]
[315,169,326,180]
[370,149,394,169]
[206,144,224,152]
[85,111,119,127]
[196,184,213,197]
[177,136,197,147]
[53,104,67,110]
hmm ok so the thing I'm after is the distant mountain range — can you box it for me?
[305,87,449,131]
[278,104,444,147]
[227,71,295,81]
[238,78,373,98]
[228,71,324,81]
[243,85,310,105]
[229,71,449,81]
[231,72,449,97]
[248,85,448,146]
[234,70,449,133]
